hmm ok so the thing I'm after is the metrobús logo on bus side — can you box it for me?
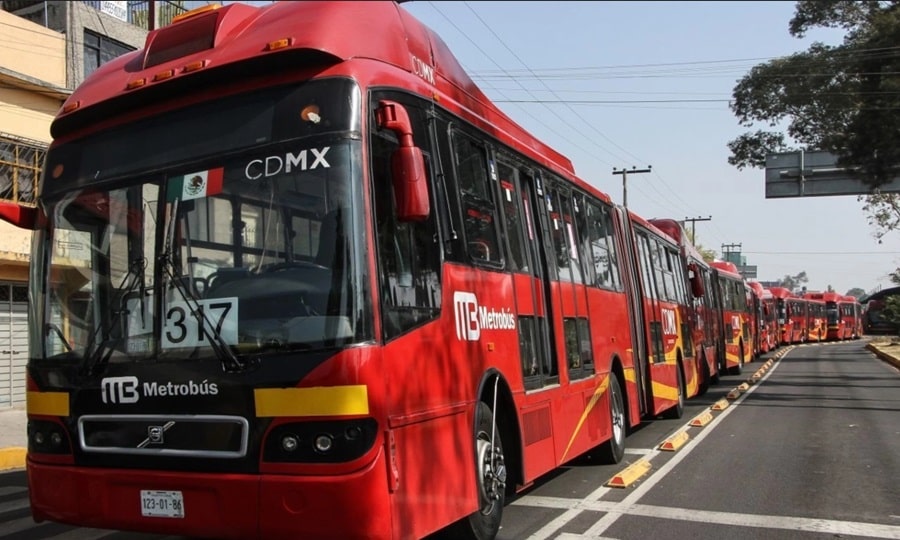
[453,291,516,341]
[100,376,219,405]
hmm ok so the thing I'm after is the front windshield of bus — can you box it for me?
[31,79,370,368]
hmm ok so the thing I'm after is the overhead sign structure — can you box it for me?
[764,150,900,198]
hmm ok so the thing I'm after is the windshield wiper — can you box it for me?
[80,257,148,376]
[160,198,252,373]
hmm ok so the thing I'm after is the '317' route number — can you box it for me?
[163,298,238,349]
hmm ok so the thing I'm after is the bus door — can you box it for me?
[610,207,650,417]
[496,160,556,390]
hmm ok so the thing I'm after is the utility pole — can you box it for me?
[683,215,712,240]
[612,166,652,208]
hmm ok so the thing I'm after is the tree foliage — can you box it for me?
[845,287,866,298]
[686,229,717,262]
[772,271,809,292]
[728,1,900,189]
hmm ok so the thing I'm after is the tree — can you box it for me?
[773,271,809,293]
[845,287,866,298]
[686,229,717,263]
[728,1,900,188]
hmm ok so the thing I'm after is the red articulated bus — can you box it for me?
[802,293,828,342]
[838,295,861,340]
[650,218,721,394]
[0,2,713,539]
[769,287,805,344]
[709,261,755,375]
[748,282,777,354]
[842,295,863,339]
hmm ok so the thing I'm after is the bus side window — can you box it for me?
[371,97,442,341]
[450,132,502,266]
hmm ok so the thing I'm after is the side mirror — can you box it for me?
[0,200,39,230]
[375,100,430,222]
[687,263,705,298]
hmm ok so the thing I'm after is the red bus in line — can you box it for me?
[748,281,777,354]
[650,218,721,394]
[803,294,828,342]
[842,295,863,339]
[769,287,805,344]
[709,261,755,375]
[0,2,712,539]
[804,291,843,340]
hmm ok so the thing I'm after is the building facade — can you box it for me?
[0,0,187,407]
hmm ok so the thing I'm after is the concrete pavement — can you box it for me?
[0,338,898,472]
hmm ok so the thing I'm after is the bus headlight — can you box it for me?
[263,418,377,463]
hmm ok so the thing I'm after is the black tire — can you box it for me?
[596,374,626,464]
[728,344,744,376]
[444,402,506,540]
[697,355,710,396]
[662,365,685,419]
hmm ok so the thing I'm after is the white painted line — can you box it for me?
[623,448,653,455]
[578,350,789,538]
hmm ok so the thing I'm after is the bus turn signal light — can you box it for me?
[171,3,221,24]
[182,60,208,73]
[153,69,175,82]
[265,38,292,51]
[125,78,146,90]
[61,101,80,113]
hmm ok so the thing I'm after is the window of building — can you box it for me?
[0,133,45,205]
[83,29,135,79]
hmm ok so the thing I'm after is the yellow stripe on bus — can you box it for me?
[254,386,369,417]
[26,391,70,417]
[651,380,679,402]
[560,374,610,463]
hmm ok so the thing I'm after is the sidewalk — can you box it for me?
[0,405,27,471]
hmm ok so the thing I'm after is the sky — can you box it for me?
[206,0,898,296]
[388,0,898,297]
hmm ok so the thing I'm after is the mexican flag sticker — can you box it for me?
[167,168,224,202]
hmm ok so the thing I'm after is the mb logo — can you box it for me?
[101,376,139,404]
[454,292,480,341]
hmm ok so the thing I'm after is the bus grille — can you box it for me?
[77,414,249,458]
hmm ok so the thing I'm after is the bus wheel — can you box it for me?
[729,347,744,376]
[663,366,685,419]
[448,401,507,540]
[596,374,626,464]
[697,357,710,396]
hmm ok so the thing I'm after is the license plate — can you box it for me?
[140,490,184,518]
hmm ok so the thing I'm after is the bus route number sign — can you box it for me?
[140,490,184,518]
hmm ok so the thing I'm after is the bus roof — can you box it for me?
[767,287,794,299]
[52,1,582,184]
[648,218,709,265]
[710,260,742,278]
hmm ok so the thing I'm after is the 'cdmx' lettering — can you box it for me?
[244,147,331,180]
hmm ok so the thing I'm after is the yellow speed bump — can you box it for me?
[766,359,774,367]
[737,382,750,391]
[659,430,690,452]
[726,388,742,400]
[606,458,652,488]
[711,398,730,411]
[689,410,714,427]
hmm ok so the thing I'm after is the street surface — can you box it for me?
[2,340,899,539]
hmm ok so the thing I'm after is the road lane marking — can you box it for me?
[516,351,791,540]
[557,504,900,539]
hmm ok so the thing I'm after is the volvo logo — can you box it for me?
[137,421,175,448]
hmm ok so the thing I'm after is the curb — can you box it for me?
[865,343,900,371]
[0,447,26,471]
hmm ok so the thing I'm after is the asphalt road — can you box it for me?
[2,340,899,540]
